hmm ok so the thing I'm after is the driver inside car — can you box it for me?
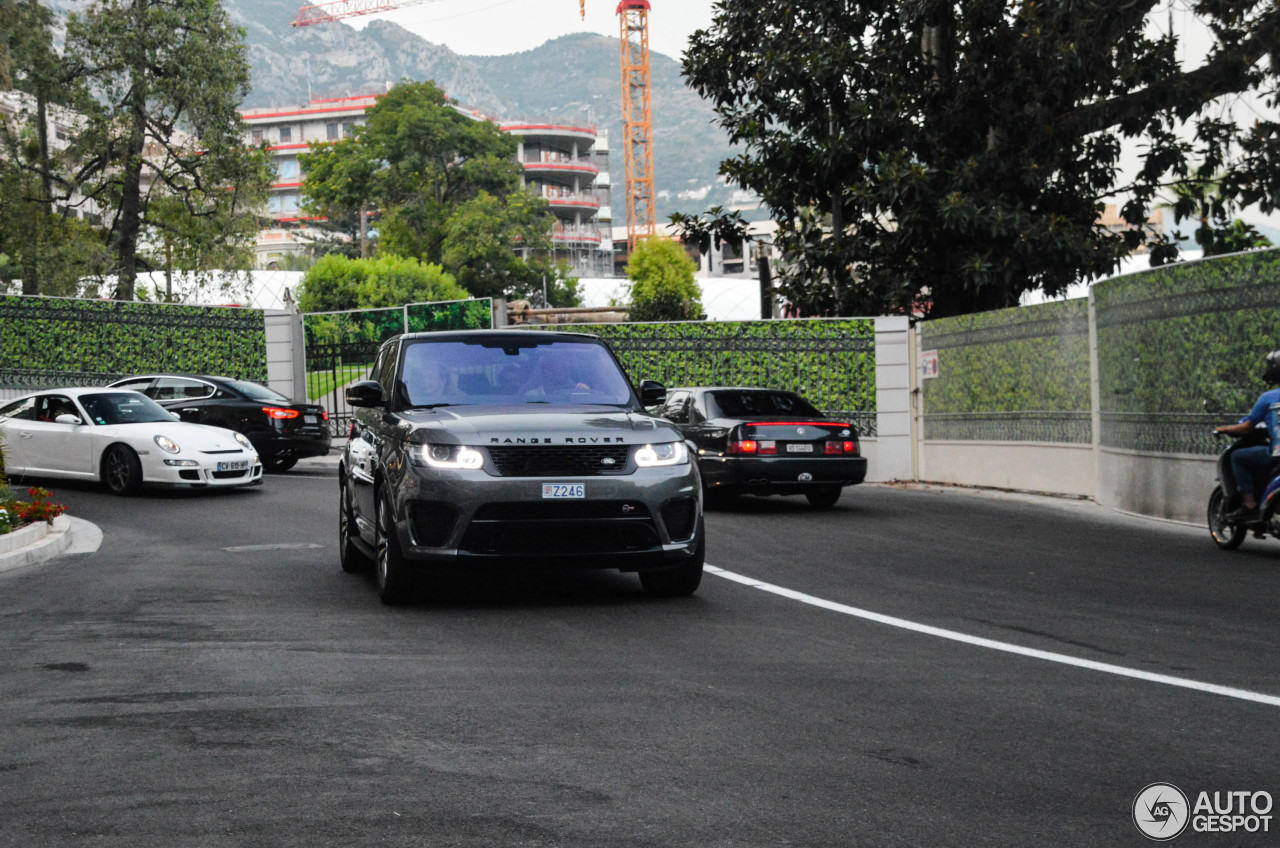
[1214,349,1280,521]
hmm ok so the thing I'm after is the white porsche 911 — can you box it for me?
[0,387,264,494]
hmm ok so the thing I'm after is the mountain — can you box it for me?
[221,1,745,220]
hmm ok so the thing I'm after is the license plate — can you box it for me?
[786,443,814,453]
[304,414,319,424]
[542,483,585,499]
[217,460,249,472]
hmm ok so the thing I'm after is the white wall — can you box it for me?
[263,309,304,402]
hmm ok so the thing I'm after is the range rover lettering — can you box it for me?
[338,330,705,605]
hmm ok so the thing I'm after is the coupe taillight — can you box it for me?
[321,409,329,421]
[728,439,758,455]
[825,440,858,455]
[263,406,299,420]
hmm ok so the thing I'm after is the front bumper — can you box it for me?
[146,454,264,488]
[700,454,868,492]
[390,465,702,571]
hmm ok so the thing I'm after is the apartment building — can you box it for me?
[239,94,377,268]
[239,95,614,276]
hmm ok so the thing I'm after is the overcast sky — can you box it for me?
[345,0,718,60]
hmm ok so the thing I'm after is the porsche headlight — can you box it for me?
[232,432,253,450]
[414,444,484,470]
[154,435,181,454]
[634,442,689,467]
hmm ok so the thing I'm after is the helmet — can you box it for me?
[1265,351,1280,385]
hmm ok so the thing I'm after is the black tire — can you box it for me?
[339,473,372,573]
[805,485,842,509]
[266,456,298,472]
[375,491,414,605]
[101,444,143,495]
[1208,485,1247,550]
[640,520,704,598]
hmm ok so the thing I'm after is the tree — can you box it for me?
[63,0,271,300]
[297,254,468,313]
[0,0,112,296]
[683,1,1280,318]
[440,190,577,303]
[626,236,703,322]
[299,80,558,291]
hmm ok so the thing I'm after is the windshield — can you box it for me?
[226,379,290,403]
[710,390,823,418]
[398,337,635,407]
[79,392,177,426]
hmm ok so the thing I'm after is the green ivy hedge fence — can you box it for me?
[541,319,880,435]
[0,294,267,392]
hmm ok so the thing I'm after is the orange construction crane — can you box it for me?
[290,0,657,250]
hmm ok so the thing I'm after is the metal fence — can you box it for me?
[302,298,492,428]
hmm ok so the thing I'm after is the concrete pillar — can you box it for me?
[868,315,914,482]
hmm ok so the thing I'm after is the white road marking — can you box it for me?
[705,564,1280,708]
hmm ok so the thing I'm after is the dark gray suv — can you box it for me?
[338,330,705,604]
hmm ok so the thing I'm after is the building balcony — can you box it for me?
[551,224,605,246]
[521,155,599,178]
[543,192,601,211]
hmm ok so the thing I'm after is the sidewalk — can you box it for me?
[0,515,103,575]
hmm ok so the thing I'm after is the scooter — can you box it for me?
[1208,427,1280,549]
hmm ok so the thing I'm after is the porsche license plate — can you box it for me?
[217,460,249,472]
[542,483,585,499]
[786,443,814,453]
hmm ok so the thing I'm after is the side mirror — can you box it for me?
[639,380,666,406]
[54,414,83,426]
[346,380,385,408]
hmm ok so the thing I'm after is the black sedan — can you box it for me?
[652,386,867,508]
[107,374,330,471]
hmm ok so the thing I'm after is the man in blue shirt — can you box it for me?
[1214,351,1280,521]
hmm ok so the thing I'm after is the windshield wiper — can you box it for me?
[405,403,463,410]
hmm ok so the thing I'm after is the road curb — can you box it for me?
[0,515,102,575]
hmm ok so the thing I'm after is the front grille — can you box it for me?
[660,498,698,542]
[409,502,457,548]
[459,519,659,557]
[487,445,631,477]
[473,501,651,521]
[178,470,200,481]
[212,469,248,480]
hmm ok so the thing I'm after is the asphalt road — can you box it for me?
[1,468,1277,847]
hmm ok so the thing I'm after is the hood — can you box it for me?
[400,405,680,446]
[96,422,254,454]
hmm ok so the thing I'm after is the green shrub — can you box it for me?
[297,254,468,313]
[625,237,704,322]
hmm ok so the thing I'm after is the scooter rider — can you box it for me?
[1214,350,1280,521]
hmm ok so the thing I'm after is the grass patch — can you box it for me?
[307,364,370,402]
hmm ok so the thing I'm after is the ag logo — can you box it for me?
[1133,783,1190,841]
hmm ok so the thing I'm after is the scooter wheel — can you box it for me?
[1208,485,1247,550]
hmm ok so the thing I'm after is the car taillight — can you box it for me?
[263,406,299,419]
[729,439,777,455]
[825,440,859,455]
[321,409,329,421]
[348,422,358,440]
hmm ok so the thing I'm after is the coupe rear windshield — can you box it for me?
[399,338,634,407]
[225,379,290,403]
[79,392,176,425]
[709,390,823,418]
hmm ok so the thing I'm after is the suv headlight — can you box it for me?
[154,435,181,454]
[634,442,688,467]
[413,444,485,470]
